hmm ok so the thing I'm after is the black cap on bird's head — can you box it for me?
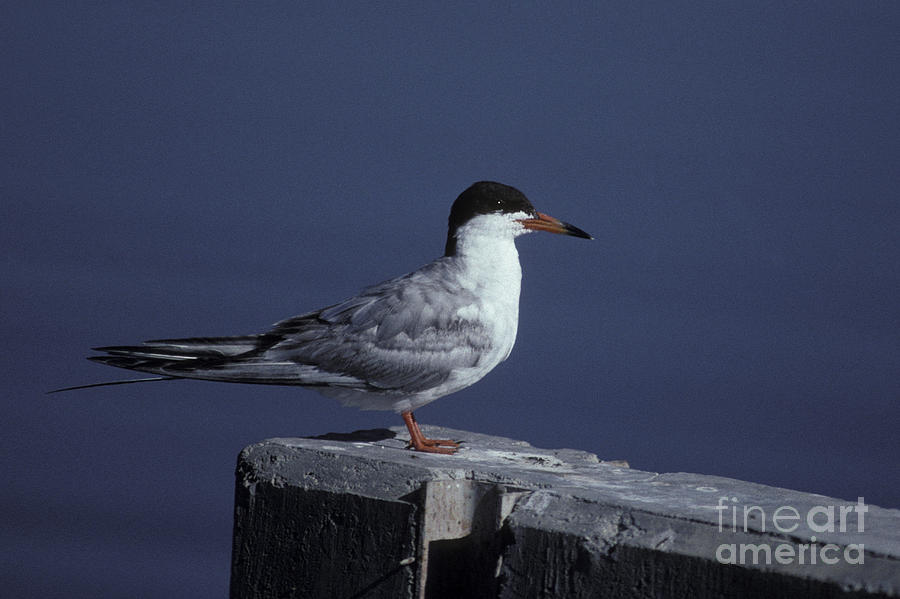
[444,181,592,256]
[447,181,536,230]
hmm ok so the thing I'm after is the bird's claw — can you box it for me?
[407,438,460,454]
[406,437,460,454]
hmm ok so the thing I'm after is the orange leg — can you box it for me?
[401,411,460,454]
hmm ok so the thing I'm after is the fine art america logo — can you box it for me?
[714,496,868,566]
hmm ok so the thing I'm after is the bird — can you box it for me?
[55,181,592,454]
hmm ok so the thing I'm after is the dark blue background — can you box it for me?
[3,3,898,597]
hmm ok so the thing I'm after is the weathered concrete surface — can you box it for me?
[230,427,900,598]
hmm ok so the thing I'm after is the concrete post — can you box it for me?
[230,427,900,598]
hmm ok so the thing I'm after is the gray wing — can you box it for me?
[259,261,491,392]
[90,259,492,393]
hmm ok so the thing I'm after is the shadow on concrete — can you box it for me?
[305,428,398,443]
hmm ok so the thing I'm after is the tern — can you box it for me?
[56,181,591,453]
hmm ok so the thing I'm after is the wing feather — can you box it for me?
[260,260,491,392]
[89,258,495,396]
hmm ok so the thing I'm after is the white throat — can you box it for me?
[450,212,531,290]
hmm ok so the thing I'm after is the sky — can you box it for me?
[3,3,899,597]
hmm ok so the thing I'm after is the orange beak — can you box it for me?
[519,212,592,239]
